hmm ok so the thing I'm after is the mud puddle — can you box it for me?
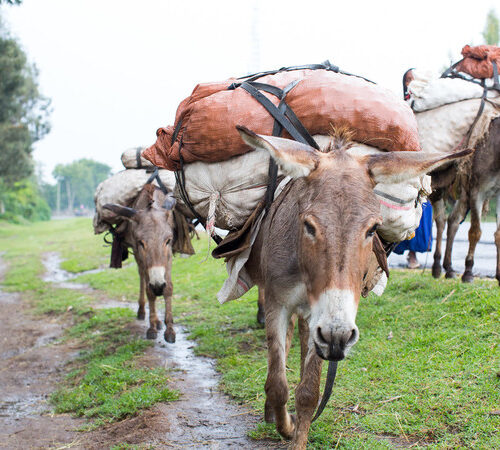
[41,252,279,449]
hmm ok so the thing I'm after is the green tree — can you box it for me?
[52,159,112,212]
[482,9,499,45]
[0,17,50,186]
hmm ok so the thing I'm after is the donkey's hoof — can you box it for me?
[137,310,145,320]
[164,329,176,343]
[431,264,442,279]
[146,328,158,339]
[462,272,474,283]
[445,270,456,279]
[277,413,295,440]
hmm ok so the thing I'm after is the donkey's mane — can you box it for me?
[325,124,355,153]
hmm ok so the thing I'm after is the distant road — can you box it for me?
[389,222,498,278]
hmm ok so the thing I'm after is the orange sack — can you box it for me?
[456,44,500,79]
[144,69,421,171]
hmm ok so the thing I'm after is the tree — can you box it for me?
[52,159,112,212]
[0,14,50,186]
[482,9,499,45]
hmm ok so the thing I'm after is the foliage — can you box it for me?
[483,9,499,45]
[52,158,112,211]
[0,176,51,222]
[0,1,23,5]
[0,14,51,186]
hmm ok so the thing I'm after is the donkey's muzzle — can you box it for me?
[314,326,358,361]
[149,282,166,296]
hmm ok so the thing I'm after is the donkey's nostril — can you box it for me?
[346,328,358,346]
[317,326,328,344]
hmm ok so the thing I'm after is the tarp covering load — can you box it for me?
[143,68,421,170]
[121,147,154,169]
[456,45,500,80]
[93,169,176,234]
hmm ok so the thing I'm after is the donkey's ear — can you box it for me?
[363,149,473,185]
[103,203,138,219]
[237,125,320,178]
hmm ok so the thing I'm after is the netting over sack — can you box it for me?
[93,169,176,234]
[143,68,421,170]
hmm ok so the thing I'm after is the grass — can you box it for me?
[1,218,499,447]
[0,218,178,427]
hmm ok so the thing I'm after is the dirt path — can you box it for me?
[0,252,281,449]
[0,256,84,449]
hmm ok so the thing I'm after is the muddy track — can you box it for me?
[0,253,283,449]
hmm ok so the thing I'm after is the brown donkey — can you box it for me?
[238,126,470,449]
[104,183,178,343]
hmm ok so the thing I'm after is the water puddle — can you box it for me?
[41,252,103,289]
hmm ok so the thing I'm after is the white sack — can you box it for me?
[416,98,500,156]
[175,148,281,230]
[408,70,485,112]
[179,137,429,242]
[93,169,176,234]
[121,147,155,169]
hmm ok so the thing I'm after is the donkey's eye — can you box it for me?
[366,224,378,238]
[304,219,316,238]
[138,240,145,249]
[165,238,171,246]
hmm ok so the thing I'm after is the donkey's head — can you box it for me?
[238,126,471,361]
[104,184,176,296]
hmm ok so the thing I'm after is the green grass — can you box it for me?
[0,218,177,427]
[1,218,499,447]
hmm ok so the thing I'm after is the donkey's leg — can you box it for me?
[298,317,308,379]
[462,190,484,283]
[291,319,323,450]
[432,198,446,278]
[494,193,500,285]
[257,286,265,325]
[145,288,160,339]
[163,279,176,343]
[137,264,146,320]
[443,191,469,278]
[264,301,295,439]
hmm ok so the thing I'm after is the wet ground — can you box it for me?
[389,221,498,277]
[0,253,282,449]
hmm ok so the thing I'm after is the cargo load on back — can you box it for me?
[456,44,500,80]
[143,63,421,171]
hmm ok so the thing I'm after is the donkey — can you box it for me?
[402,70,500,283]
[237,126,470,449]
[104,183,178,342]
[433,117,500,283]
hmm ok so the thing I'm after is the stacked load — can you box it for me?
[93,149,176,234]
[144,65,426,243]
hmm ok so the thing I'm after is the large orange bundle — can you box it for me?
[456,44,500,79]
[144,69,421,171]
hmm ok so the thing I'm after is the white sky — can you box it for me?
[1,0,498,182]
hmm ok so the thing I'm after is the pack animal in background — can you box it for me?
[101,183,193,343]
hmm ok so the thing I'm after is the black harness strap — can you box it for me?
[146,167,169,195]
[135,147,142,169]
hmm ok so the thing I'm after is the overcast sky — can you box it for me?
[1,0,498,182]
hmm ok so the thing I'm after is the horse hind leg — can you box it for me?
[432,198,446,278]
[462,190,484,283]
